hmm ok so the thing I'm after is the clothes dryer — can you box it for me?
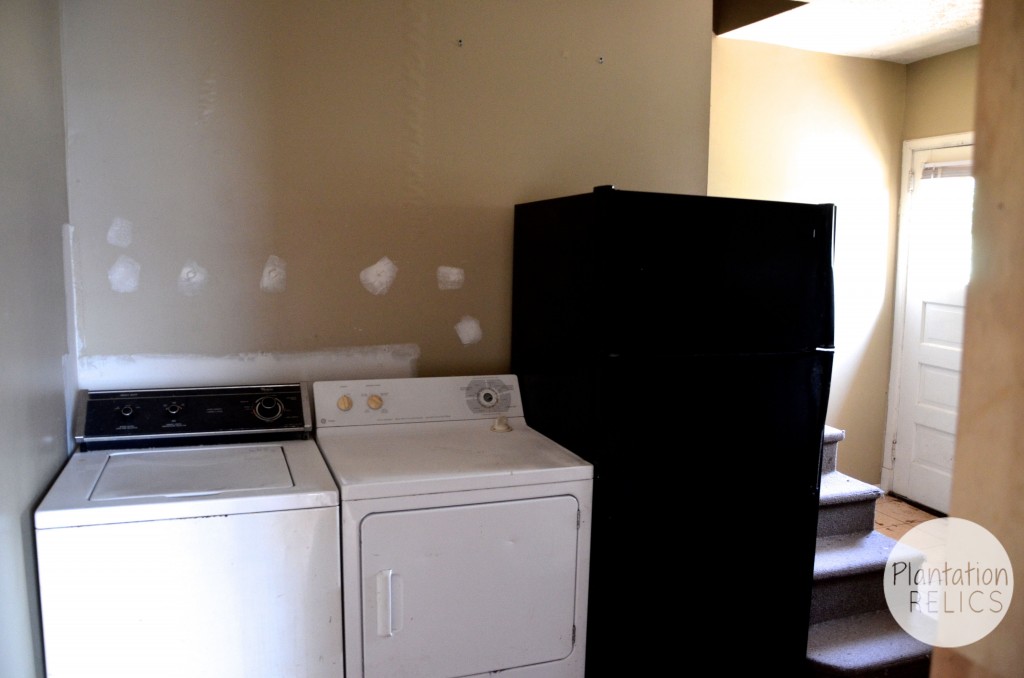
[313,375,592,678]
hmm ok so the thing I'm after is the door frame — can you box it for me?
[880,131,974,496]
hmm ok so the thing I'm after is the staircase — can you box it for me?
[806,426,933,677]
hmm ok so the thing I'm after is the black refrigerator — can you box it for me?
[510,186,835,675]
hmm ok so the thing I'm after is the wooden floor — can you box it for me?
[873,494,943,540]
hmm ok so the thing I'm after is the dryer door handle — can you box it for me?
[376,569,402,637]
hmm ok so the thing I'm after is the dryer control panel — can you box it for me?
[313,375,524,428]
[74,383,312,450]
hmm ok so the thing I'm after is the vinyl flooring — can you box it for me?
[873,493,944,541]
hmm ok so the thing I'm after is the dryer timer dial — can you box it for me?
[477,388,500,408]
[465,378,513,414]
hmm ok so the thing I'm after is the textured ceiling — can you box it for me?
[718,0,983,64]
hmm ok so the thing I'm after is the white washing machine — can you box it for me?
[34,384,343,678]
[312,375,593,678]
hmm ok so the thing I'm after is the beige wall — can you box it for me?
[62,0,712,388]
[709,40,978,486]
[0,2,70,677]
[905,46,978,141]
[709,37,905,484]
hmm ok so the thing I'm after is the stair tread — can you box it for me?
[820,426,846,474]
[807,609,932,672]
[823,425,846,444]
[814,531,897,580]
[819,471,884,506]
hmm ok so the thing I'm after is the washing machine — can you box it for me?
[312,375,593,678]
[33,383,343,678]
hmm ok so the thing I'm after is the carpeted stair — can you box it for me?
[806,427,933,677]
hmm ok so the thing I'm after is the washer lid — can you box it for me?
[90,445,293,501]
[35,440,338,529]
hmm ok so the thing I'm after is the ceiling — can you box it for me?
[715,0,983,65]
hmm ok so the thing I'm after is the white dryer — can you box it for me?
[312,375,593,678]
[34,384,343,678]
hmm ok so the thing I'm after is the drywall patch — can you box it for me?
[75,345,422,391]
[106,218,133,248]
[436,265,464,290]
[401,0,428,207]
[63,224,83,355]
[360,256,398,295]
[178,259,208,296]
[455,315,482,345]
[108,255,140,293]
[198,68,217,122]
[261,255,287,293]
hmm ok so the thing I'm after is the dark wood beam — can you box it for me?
[713,0,807,35]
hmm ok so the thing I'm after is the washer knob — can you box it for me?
[337,395,353,412]
[367,394,384,410]
[253,396,284,422]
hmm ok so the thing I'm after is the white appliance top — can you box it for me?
[35,439,338,529]
[36,383,337,529]
[313,375,592,500]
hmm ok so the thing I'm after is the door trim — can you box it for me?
[880,132,974,494]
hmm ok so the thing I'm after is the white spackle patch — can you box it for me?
[360,256,398,295]
[436,265,465,290]
[108,255,140,293]
[75,344,422,391]
[178,259,208,296]
[261,255,287,293]
[106,218,133,248]
[198,68,217,122]
[455,315,482,345]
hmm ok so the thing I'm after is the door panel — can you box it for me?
[36,508,342,678]
[888,137,973,514]
[359,497,580,678]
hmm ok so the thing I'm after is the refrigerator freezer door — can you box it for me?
[512,186,835,361]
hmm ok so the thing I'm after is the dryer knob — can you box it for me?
[367,394,384,410]
[337,395,354,412]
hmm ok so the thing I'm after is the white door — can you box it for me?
[359,496,581,678]
[886,134,974,514]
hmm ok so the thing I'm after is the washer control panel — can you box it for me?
[74,383,311,449]
[313,375,523,428]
